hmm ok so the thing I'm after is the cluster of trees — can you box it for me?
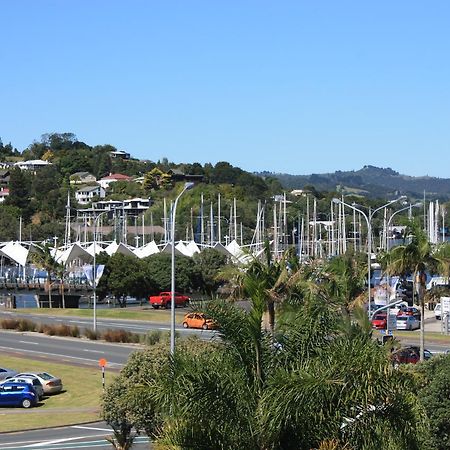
[100,248,429,449]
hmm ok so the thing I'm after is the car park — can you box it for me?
[16,372,63,395]
[396,315,420,331]
[0,382,38,408]
[182,312,217,330]
[0,367,17,381]
[1,376,44,400]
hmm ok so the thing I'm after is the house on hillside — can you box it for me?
[98,173,132,189]
[14,160,52,171]
[110,150,130,160]
[0,169,10,188]
[75,185,106,205]
[70,172,97,185]
[0,188,9,203]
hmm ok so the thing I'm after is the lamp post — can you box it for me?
[332,197,406,318]
[92,210,110,333]
[171,182,195,354]
[386,203,422,250]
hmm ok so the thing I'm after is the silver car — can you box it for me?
[0,367,17,381]
[396,315,420,331]
[16,372,63,394]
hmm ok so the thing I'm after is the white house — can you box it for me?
[14,160,52,171]
[70,172,97,185]
[75,185,106,205]
[98,173,132,189]
[0,188,9,203]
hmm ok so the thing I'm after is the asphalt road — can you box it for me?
[0,309,216,337]
[0,422,150,449]
[0,330,137,368]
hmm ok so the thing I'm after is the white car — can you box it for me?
[0,376,44,399]
[396,315,420,331]
[16,372,63,394]
[435,303,441,320]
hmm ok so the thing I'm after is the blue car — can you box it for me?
[0,382,38,408]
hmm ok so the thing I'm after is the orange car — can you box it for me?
[182,313,217,330]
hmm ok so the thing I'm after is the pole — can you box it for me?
[171,183,194,355]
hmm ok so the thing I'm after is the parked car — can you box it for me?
[0,382,38,408]
[371,312,388,329]
[397,306,421,320]
[182,312,217,330]
[396,315,420,331]
[16,372,63,394]
[391,346,433,365]
[435,303,441,320]
[149,292,190,309]
[1,376,44,399]
[0,367,17,381]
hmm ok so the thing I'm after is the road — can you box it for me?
[0,309,208,336]
[0,422,150,449]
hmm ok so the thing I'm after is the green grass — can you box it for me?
[0,355,115,432]
[17,307,186,323]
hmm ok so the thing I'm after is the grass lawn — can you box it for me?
[0,355,114,432]
[17,307,187,323]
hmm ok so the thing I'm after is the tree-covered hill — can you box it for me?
[260,165,450,200]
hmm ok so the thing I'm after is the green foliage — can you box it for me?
[192,248,228,294]
[0,205,21,241]
[415,355,450,450]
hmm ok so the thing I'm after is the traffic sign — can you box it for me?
[99,358,107,368]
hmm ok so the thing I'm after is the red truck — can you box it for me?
[148,292,190,309]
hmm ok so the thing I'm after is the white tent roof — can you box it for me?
[105,241,136,257]
[134,241,160,258]
[213,242,233,257]
[159,243,184,256]
[84,242,107,257]
[55,243,93,265]
[0,241,29,266]
[226,239,251,264]
[175,241,192,257]
[185,241,201,256]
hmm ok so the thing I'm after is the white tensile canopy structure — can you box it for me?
[159,243,184,256]
[104,241,136,257]
[134,241,160,258]
[84,242,106,257]
[213,242,233,258]
[226,239,252,264]
[0,241,30,267]
[53,243,93,265]
[185,241,201,256]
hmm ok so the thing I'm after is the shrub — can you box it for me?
[102,329,140,343]
[70,325,80,337]
[142,330,162,346]
[17,319,37,332]
[1,319,19,330]
[84,328,99,340]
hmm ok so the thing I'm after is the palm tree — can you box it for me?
[31,244,65,308]
[383,219,450,361]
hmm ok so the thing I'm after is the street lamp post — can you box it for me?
[170,182,195,355]
[92,210,110,333]
[332,197,405,318]
[386,203,422,250]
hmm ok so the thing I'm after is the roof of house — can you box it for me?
[76,185,103,193]
[100,173,132,181]
[70,171,95,179]
[0,188,10,196]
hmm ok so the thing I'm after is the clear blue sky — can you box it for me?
[1,1,449,177]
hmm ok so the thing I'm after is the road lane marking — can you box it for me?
[18,341,39,345]
[71,426,111,431]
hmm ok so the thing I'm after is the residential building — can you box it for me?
[14,160,52,171]
[70,172,97,185]
[75,185,106,205]
[0,170,10,188]
[0,188,9,203]
[98,173,132,189]
[110,150,130,159]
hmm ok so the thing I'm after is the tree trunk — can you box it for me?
[47,277,53,308]
[60,278,66,309]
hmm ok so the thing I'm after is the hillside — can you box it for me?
[260,165,450,199]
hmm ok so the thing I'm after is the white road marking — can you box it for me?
[71,426,111,431]
[18,341,39,345]
[82,349,104,354]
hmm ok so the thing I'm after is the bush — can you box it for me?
[17,319,36,332]
[102,329,140,343]
[142,330,162,346]
[1,319,20,329]
[70,325,80,337]
[84,328,99,340]
[54,324,73,337]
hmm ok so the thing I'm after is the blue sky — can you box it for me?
[1,1,449,177]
